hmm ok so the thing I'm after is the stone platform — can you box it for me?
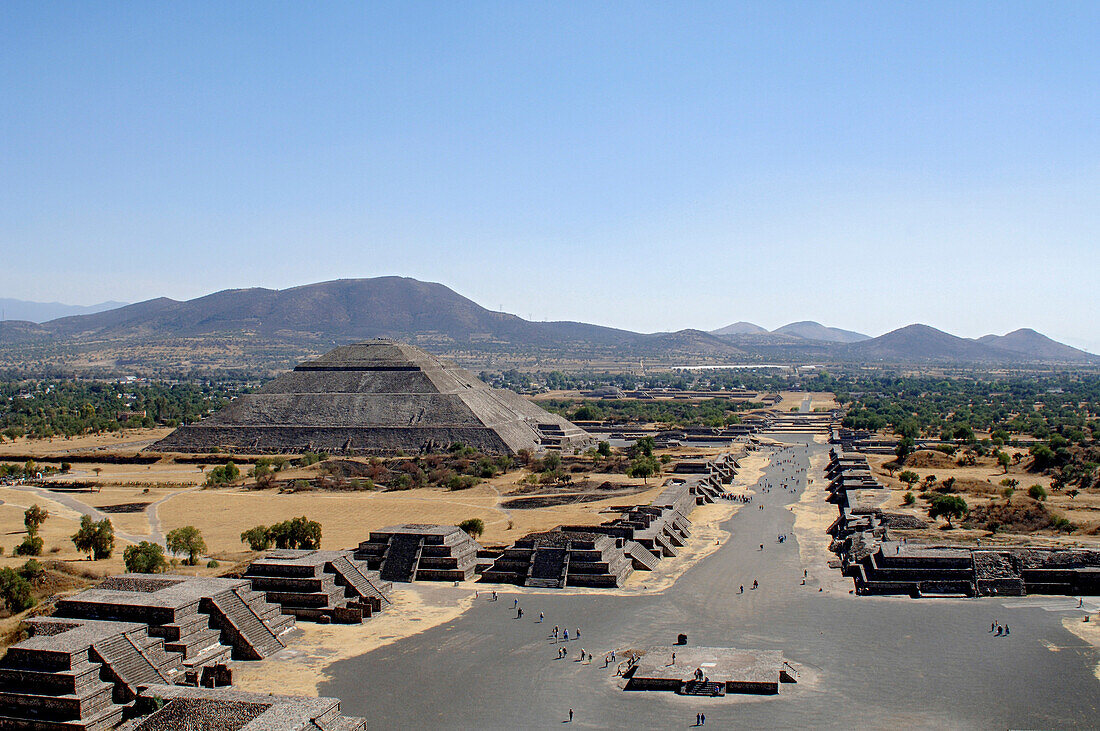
[624,646,797,696]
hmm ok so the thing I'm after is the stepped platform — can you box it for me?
[55,575,297,664]
[481,530,633,588]
[120,684,365,731]
[625,646,797,696]
[245,549,393,623]
[0,617,178,730]
[356,524,481,582]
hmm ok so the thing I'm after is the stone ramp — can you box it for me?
[90,632,173,697]
[380,534,423,582]
[207,589,285,659]
[625,541,660,571]
[331,555,393,607]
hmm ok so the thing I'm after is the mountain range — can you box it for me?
[0,298,128,323]
[0,277,1094,372]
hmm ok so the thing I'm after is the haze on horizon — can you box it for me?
[2,3,1098,351]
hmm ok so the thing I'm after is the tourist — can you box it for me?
[576,628,581,639]
[739,585,744,594]
[696,713,701,726]
[568,708,573,722]
[671,651,676,664]
[539,611,544,622]
[563,629,569,641]
[517,607,523,619]
[1005,625,1010,635]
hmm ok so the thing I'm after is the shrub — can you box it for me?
[123,542,168,573]
[18,559,45,585]
[446,474,479,491]
[14,535,43,556]
[205,461,241,486]
[596,441,612,457]
[0,568,34,613]
[902,491,915,506]
[458,518,485,538]
[1028,484,1048,501]
[23,504,48,535]
[206,559,219,569]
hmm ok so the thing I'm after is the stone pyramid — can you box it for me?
[152,340,592,455]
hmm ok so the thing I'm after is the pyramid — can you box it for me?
[152,340,592,455]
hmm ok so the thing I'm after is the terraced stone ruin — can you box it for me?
[243,549,393,623]
[152,340,593,455]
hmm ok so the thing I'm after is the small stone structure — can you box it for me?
[480,529,635,588]
[119,684,365,730]
[623,646,798,696]
[355,524,481,582]
[244,549,393,623]
[152,339,593,455]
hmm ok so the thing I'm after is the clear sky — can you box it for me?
[3,2,1098,351]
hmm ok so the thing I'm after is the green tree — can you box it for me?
[997,451,1011,474]
[928,494,969,527]
[629,437,656,458]
[18,559,45,585]
[165,526,206,566]
[628,456,659,485]
[458,518,485,538]
[596,441,612,457]
[123,542,168,573]
[895,437,915,463]
[541,452,562,473]
[23,504,48,535]
[14,535,43,557]
[898,471,920,491]
[240,525,273,551]
[71,515,115,560]
[268,517,322,550]
[902,491,916,506]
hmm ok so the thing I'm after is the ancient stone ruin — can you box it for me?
[0,575,297,729]
[825,449,1100,597]
[355,524,481,582]
[480,529,636,588]
[152,339,593,455]
[623,646,798,696]
[122,684,364,730]
[243,549,393,623]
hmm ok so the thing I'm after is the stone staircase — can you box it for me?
[90,631,174,699]
[207,589,286,660]
[625,541,660,571]
[331,555,392,607]
[679,680,725,697]
[380,535,424,583]
[525,547,568,588]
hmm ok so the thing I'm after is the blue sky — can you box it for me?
[2,2,1098,350]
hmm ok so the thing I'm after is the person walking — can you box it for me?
[568,708,573,722]
[696,713,701,726]
[539,612,544,622]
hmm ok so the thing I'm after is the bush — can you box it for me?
[446,474,479,490]
[902,491,915,506]
[458,518,485,538]
[0,568,34,613]
[929,494,969,526]
[18,559,45,585]
[206,559,219,569]
[123,542,168,573]
[596,441,612,457]
[205,461,241,486]
[14,535,43,556]
[1028,484,1048,501]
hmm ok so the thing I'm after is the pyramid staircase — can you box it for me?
[380,534,424,583]
[525,547,569,589]
[206,587,292,660]
[331,555,393,608]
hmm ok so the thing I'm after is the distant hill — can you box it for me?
[0,298,127,323]
[711,321,768,336]
[1,277,741,371]
[845,324,1008,362]
[0,278,1092,372]
[977,328,1096,363]
[772,321,869,343]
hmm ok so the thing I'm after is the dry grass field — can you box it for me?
[864,449,1100,548]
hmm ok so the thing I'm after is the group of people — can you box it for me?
[991,620,1011,636]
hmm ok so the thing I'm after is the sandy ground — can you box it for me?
[234,585,477,695]
[1061,615,1100,680]
[789,437,853,595]
[776,391,838,412]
